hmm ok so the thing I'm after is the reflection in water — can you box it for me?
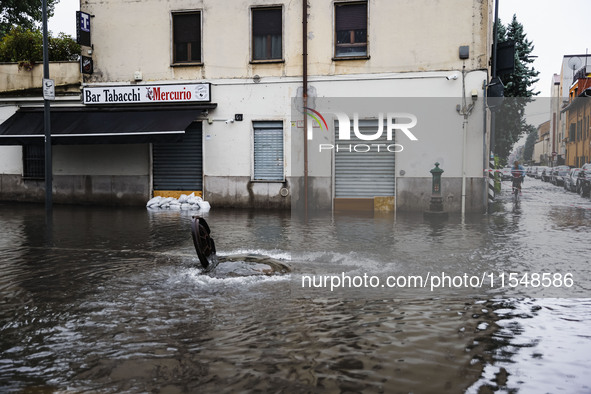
[0,177,590,393]
[467,298,591,393]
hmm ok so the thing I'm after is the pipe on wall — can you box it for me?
[302,0,308,216]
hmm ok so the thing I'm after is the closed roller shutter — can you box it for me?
[253,121,284,181]
[335,119,395,198]
[153,122,202,190]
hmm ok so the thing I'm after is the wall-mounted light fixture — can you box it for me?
[207,118,235,125]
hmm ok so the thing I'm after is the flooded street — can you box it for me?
[1,177,591,393]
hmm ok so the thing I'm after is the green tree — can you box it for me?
[493,15,540,165]
[503,15,539,96]
[522,125,537,163]
[49,32,80,61]
[0,27,79,67]
[0,0,58,39]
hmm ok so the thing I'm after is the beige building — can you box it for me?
[533,120,551,165]
[564,68,591,168]
[0,0,496,212]
[552,55,591,165]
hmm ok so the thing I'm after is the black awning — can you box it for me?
[0,104,216,145]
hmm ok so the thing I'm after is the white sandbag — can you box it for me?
[146,196,162,207]
[187,195,201,205]
[146,193,209,211]
[158,197,175,207]
[198,201,211,212]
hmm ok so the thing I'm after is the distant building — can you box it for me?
[549,73,562,164]
[533,120,551,165]
[553,55,591,166]
[563,65,591,167]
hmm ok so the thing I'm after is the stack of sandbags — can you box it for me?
[146,192,211,212]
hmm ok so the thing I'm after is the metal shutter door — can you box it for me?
[153,122,202,190]
[335,120,395,198]
[254,121,284,181]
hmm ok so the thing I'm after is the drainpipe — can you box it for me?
[461,64,468,216]
[461,117,468,217]
[459,64,477,217]
[482,80,488,212]
[302,0,308,216]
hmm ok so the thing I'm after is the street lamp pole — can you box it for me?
[490,0,499,154]
[42,0,52,213]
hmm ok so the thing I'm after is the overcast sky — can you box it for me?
[498,0,589,97]
[49,0,588,98]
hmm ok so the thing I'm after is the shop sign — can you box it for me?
[76,11,91,46]
[81,56,93,74]
[83,83,211,105]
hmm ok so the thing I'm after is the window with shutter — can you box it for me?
[252,7,283,61]
[172,12,201,64]
[253,121,284,181]
[334,2,368,58]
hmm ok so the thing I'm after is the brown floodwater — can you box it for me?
[1,178,590,393]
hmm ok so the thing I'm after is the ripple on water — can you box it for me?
[1,199,591,392]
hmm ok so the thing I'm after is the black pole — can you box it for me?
[490,0,499,154]
[42,0,52,212]
[492,0,499,79]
